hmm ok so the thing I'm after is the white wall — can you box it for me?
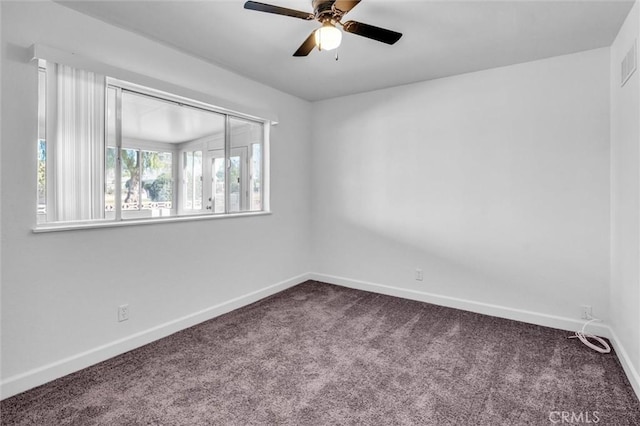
[0,1,311,397]
[610,0,640,392]
[311,48,611,327]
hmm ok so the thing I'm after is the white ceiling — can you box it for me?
[59,0,634,101]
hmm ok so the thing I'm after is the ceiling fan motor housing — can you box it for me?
[313,0,341,22]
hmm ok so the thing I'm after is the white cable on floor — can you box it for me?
[568,317,611,354]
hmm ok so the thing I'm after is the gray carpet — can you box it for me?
[1,281,639,425]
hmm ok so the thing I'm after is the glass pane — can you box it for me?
[229,156,241,213]
[105,87,117,219]
[230,117,263,212]
[37,140,46,220]
[183,151,202,211]
[37,68,47,223]
[212,156,225,214]
[184,152,193,209]
[121,148,140,212]
[194,151,202,210]
[250,143,262,211]
[105,147,117,216]
[141,151,173,217]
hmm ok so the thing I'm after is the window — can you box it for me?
[37,60,268,227]
[119,148,173,219]
[37,67,47,222]
[182,150,203,211]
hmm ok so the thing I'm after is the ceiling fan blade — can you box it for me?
[333,0,361,14]
[293,32,317,57]
[342,20,402,45]
[244,1,313,20]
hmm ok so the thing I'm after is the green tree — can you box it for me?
[144,173,173,202]
[121,149,139,204]
[121,149,171,205]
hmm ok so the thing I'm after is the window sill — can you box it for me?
[33,211,272,233]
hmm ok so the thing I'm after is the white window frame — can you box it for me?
[35,69,271,232]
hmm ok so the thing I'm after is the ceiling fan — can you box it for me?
[244,0,403,56]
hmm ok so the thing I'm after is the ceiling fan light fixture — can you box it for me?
[244,1,402,57]
[314,22,342,51]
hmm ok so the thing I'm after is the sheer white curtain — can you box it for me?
[51,64,105,222]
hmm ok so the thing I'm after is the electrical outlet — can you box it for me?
[580,305,592,320]
[415,268,423,281]
[118,304,129,322]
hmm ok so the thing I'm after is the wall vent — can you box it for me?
[621,39,637,87]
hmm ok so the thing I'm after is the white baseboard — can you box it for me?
[608,328,640,401]
[0,273,311,400]
[308,272,611,337]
